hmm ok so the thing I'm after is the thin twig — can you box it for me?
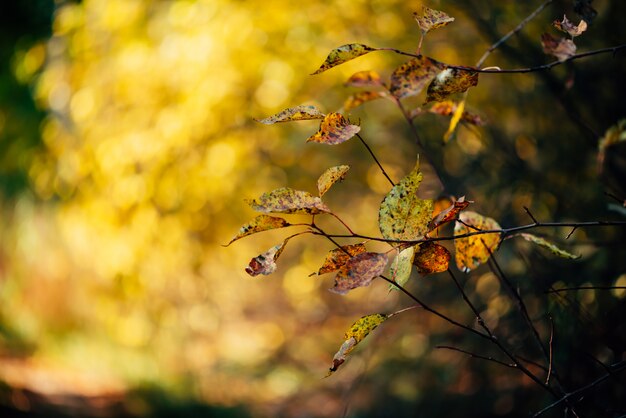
[436,345,515,368]
[355,133,395,187]
[329,212,355,235]
[546,316,554,385]
[524,206,539,224]
[546,286,626,293]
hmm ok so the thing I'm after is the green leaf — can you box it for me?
[378,158,434,240]
[330,252,388,295]
[255,105,325,124]
[344,91,389,111]
[345,70,384,88]
[390,56,444,99]
[389,245,417,290]
[224,215,291,246]
[414,6,455,34]
[516,233,581,259]
[317,165,350,197]
[426,68,479,103]
[454,211,502,272]
[327,313,388,375]
[246,187,330,215]
[312,44,377,75]
[316,243,367,275]
[306,113,360,145]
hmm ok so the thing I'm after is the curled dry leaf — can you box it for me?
[516,233,581,259]
[541,33,577,62]
[378,158,434,240]
[255,105,325,124]
[330,252,388,295]
[246,187,330,215]
[426,68,479,103]
[307,112,361,145]
[389,245,417,290]
[317,243,367,275]
[598,119,626,166]
[413,242,451,274]
[429,196,471,230]
[454,211,502,272]
[553,15,588,37]
[317,165,350,197]
[429,101,485,126]
[443,99,466,143]
[312,43,377,75]
[390,56,444,99]
[344,91,389,111]
[345,70,384,88]
[245,243,286,276]
[327,313,388,375]
[225,215,290,246]
[414,6,455,34]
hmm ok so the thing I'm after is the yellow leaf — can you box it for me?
[225,215,290,246]
[517,233,581,259]
[345,70,384,87]
[443,99,465,143]
[426,68,479,103]
[343,91,389,111]
[312,44,377,75]
[306,113,361,145]
[255,105,325,124]
[414,6,455,34]
[413,242,451,274]
[454,211,502,272]
[316,243,367,275]
[317,165,350,197]
[246,187,330,215]
[390,56,444,99]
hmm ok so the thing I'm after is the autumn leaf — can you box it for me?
[327,313,388,375]
[379,158,434,240]
[414,6,455,34]
[329,252,388,295]
[429,196,471,230]
[541,33,576,62]
[255,105,325,124]
[345,70,384,88]
[316,243,367,275]
[454,211,502,272]
[516,233,581,259]
[245,243,286,276]
[317,165,350,197]
[307,113,361,145]
[224,215,291,246]
[598,119,626,165]
[312,44,377,75]
[344,91,389,111]
[389,245,417,289]
[443,99,466,143]
[246,187,330,215]
[429,101,485,126]
[426,68,479,103]
[553,15,588,37]
[413,242,451,274]
[390,56,444,99]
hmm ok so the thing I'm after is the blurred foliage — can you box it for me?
[0,0,624,417]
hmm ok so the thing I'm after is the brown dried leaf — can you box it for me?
[306,112,361,145]
[454,211,502,272]
[329,252,388,295]
[317,243,367,275]
[378,158,434,240]
[255,105,325,124]
[541,33,577,62]
[312,44,377,75]
[426,68,479,103]
[553,15,588,37]
[245,243,286,276]
[598,119,626,166]
[246,187,330,215]
[414,6,455,34]
[429,196,471,230]
[225,215,291,246]
[345,70,384,88]
[390,56,444,99]
[343,91,389,111]
[413,242,450,274]
[429,101,485,126]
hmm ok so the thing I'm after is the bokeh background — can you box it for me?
[1,1,625,417]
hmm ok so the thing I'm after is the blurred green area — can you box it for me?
[0,0,624,417]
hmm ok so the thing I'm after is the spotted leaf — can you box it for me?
[378,158,434,240]
[516,233,581,259]
[307,113,360,145]
[345,70,384,87]
[246,187,330,215]
[426,68,479,103]
[312,44,377,75]
[245,243,286,276]
[390,56,443,99]
[344,91,389,111]
[255,105,325,124]
[225,215,291,246]
[330,252,388,295]
[553,15,587,37]
[454,211,502,272]
[327,313,388,376]
[317,165,350,197]
[316,243,367,275]
[413,242,451,274]
[414,6,455,34]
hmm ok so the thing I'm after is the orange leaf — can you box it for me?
[454,211,502,272]
[426,68,479,103]
[429,196,471,230]
[307,113,361,145]
[343,91,389,111]
[345,70,384,88]
[413,242,450,274]
[429,101,485,126]
[390,56,444,99]
[329,252,388,295]
[312,44,377,75]
[317,244,367,275]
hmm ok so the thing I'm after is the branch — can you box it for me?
[436,345,515,368]
[355,133,395,187]
[546,286,626,293]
